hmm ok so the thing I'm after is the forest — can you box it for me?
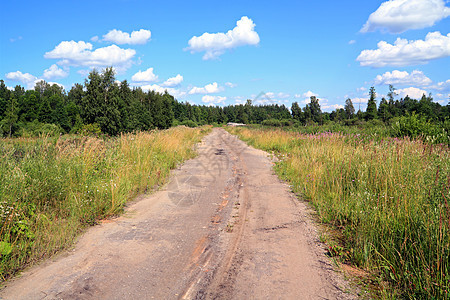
[1,67,449,143]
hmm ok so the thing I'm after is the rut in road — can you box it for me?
[0,128,355,300]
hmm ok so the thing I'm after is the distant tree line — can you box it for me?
[0,68,449,137]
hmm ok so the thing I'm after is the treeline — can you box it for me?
[0,68,292,137]
[0,68,449,138]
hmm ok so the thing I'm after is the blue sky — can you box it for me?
[1,0,449,111]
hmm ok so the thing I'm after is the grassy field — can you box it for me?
[227,126,449,299]
[0,126,210,281]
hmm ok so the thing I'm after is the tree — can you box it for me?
[344,98,355,119]
[19,91,39,122]
[378,97,390,122]
[365,86,377,120]
[304,96,322,124]
[82,68,121,135]
[0,80,10,119]
[291,102,303,123]
[1,96,19,137]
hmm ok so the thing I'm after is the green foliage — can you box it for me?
[180,120,198,128]
[391,113,449,144]
[80,123,102,136]
[365,86,378,121]
[18,121,63,138]
[262,119,282,127]
[1,74,448,143]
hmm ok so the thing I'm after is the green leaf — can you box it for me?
[0,241,12,256]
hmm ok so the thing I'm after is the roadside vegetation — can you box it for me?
[227,126,449,299]
[0,126,210,281]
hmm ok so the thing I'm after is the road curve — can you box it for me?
[1,128,355,300]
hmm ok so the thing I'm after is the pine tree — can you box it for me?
[365,86,377,120]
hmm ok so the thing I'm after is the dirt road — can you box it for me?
[1,128,355,299]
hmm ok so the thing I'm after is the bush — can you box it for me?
[261,119,282,127]
[391,113,449,144]
[80,123,102,136]
[17,120,63,137]
[180,120,198,128]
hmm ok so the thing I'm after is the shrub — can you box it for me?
[180,120,198,128]
[261,119,282,127]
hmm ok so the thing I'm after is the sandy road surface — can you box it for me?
[1,128,355,300]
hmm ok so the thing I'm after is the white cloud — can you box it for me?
[352,97,369,104]
[43,64,68,79]
[5,71,37,85]
[91,36,99,42]
[5,71,65,90]
[432,79,450,91]
[361,0,450,34]
[46,81,65,90]
[10,36,22,43]
[162,74,183,87]
[140,84,186,99]
[374,70,432,86]
[201,95,227,105]
[302,90,319,98]
[277,92,290,99]
[188,82,222,94]
[323,104,344,110]
[45,40,136,70]
[348,40,356,45]
[397,87,428,99]
[225,82,237,88]
[103,29,151,45]
[186,16,260,60]
[357,87,367,92]
[357,31,450,67]
[131,68,158,83]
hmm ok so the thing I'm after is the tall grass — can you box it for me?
[228,127,450,299]
[0,126,210,281]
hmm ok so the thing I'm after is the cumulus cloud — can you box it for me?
[202,95,227,105]
[44,40,136,70]
[348,40,356,45]
[5,71,37,85]
[188,82,222,94]
[131,68,158,82]
[43,64,68,79]
[162,74,183,87]
[432,79,450,91]
[5,71,65,89]
[225,82,237,88]
[357,32,450,67]
[397,87,428,98]
[186,16,260,60]
[302,91,319,98]
[361,0,450,34]
[374,70,432,86]
[352,97,369,104]
[103,29,151,45]
[140,84,186,99]
[323,104,344,110]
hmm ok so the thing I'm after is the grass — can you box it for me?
[0,126,211,281]
[227,126,450,299]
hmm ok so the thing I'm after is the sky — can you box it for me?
[1,0,449,111]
